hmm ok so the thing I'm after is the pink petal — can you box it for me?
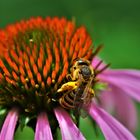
[99,90,115,113]
[92,57,106,70]
[54,107,86,140]
[99,88,137,132]
[0,109,18,140]
[88,102,136,140]
[99,69,140,102]
[35,112,53,140]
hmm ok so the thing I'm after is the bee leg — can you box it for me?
[57,81,78,93]
[66,74,73,81]
[89,88,95,97]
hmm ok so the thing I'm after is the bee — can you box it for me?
[67,58,94,82]
[57,58,95,116]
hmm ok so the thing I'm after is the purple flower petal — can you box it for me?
[0,109,18,140]
[92,57,106,70]
[99,88,137,132]
[99,69,140,102]
[35,112,53,140]
[54,107,86,140]
[88,102,136,140]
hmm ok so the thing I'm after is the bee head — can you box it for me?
[80,66,92,81]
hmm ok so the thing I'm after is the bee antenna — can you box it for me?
[95,63,111,76]
[94,60,103,70]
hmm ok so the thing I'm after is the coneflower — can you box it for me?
[0,17,138,140]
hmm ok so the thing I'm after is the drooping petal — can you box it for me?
[0,109,18,140]
[99,69,140,102]
[99,88,137,132]
[54,107,86,140]
[35,112,53,140]
[88,102,136,140]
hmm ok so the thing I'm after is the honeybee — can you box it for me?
[57,58,95,116]
[67,58,94,82]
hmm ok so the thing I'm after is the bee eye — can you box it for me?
[81,66,91,78]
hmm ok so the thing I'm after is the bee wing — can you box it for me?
[72,78,84,117]
[73,73,83,104]
[73,98,88,119]
[73,75,94,118]
[73,94,89,118]
[79,108,89,118]
[81,76,94,102]
[79,75,94,117]
[73,75,89,118]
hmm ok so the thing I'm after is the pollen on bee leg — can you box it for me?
[57,81,78,93]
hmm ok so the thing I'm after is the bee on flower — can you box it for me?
[0,17,139,140]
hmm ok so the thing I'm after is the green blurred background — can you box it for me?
[0,0,140,139]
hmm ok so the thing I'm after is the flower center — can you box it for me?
[0,17,93,116]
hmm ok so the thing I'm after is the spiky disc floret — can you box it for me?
[0,17,93,115]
